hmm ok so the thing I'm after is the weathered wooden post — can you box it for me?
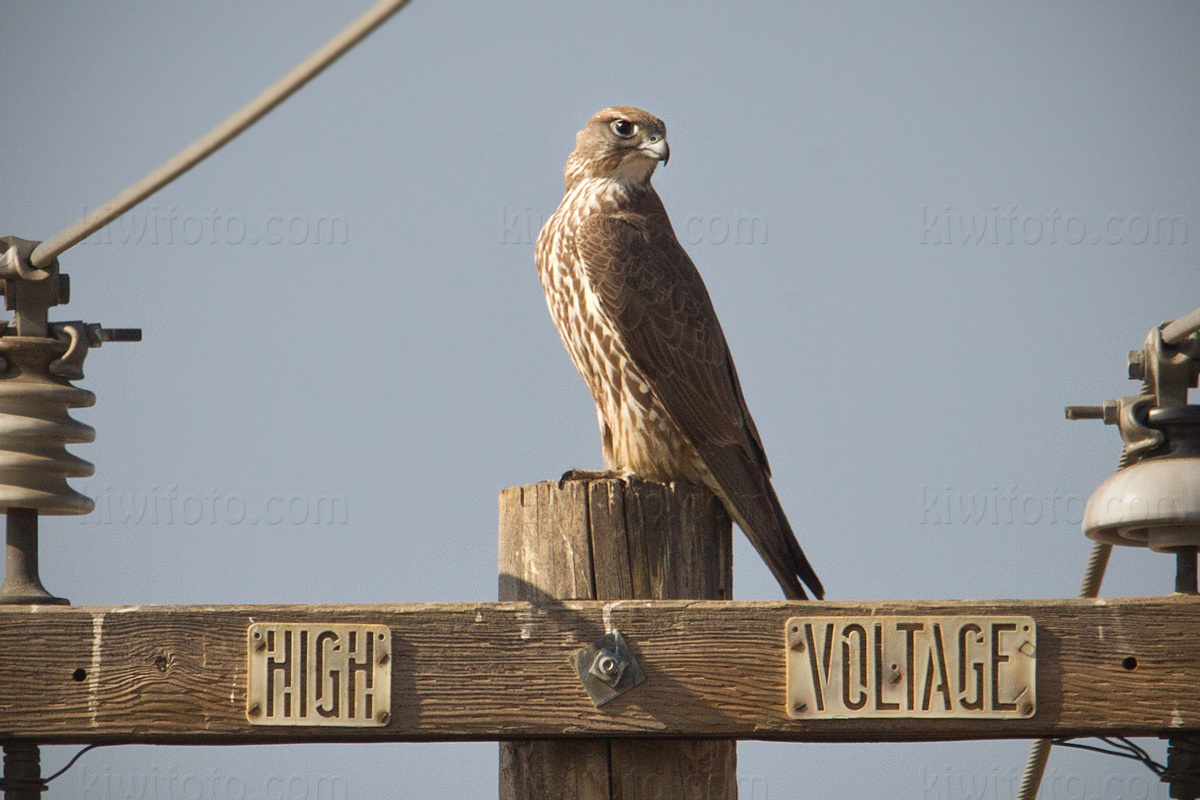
[498,478,736,800]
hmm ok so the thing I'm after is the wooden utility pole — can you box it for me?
[498,478,736,800]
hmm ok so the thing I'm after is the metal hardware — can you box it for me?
[785,616,1036,719]
[1,509,68,605]
[1142,326,1200,409]
[1068,393,1160,455]
[1067,317,1200,443]
[570,629,645,707]
[246,623,392,726]
[1065,402,1115,422]
[0,238,139,606]
[48,322,91,380]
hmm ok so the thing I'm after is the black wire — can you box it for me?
[1111,737,1155,763]
[1051,737,1166,776]
[1098,737,1143,759]
[43,743,107,783]
[1113,736,1165,771]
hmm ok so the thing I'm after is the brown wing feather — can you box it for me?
[574,198,824,599]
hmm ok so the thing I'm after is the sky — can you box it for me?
[2,1,1198,798]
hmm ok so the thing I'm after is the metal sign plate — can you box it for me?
[246,623,391,726]
[785,616,1035,719]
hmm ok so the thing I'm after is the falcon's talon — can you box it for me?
[557,469,638,489]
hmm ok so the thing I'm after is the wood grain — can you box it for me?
[499,479,735,800]
[0,596,1195,744]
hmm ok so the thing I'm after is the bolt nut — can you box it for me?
[1102,398,1119,425]
[589,649,626,687]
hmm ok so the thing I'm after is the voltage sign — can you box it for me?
[785,616,1036,719]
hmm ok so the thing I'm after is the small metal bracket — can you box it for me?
[48,322,91,380]
[1114,393,1165,462]
[1139,325,1200,409]
[570,629,645,707]
[0,236,64,339]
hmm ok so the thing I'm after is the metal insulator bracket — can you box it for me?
[44,322,142,381]
[1131,325,1200,408]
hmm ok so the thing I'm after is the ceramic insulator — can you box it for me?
[0,337,95,514]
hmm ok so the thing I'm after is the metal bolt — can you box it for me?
[1128,349,1146,380]
[889,665,902,684]
[376,710,390,724]
[1065,405,1105,420]
[793,702,808,713]
[97,328,142,343]
[248,702,261,717]
[1064,399,1119,424]
[791,638,806,652]
[254,638,266,652]
[1020,702,1034,716]
[589,648,626,687]
[378,651,390,666]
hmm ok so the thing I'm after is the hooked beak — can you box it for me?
[640,137,669,166]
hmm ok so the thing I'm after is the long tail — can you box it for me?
[764,482,824,599]
[702,445,824,599]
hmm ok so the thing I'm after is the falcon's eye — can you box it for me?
[611,119,637,138]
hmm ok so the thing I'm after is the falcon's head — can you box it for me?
[564,106,669,189]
